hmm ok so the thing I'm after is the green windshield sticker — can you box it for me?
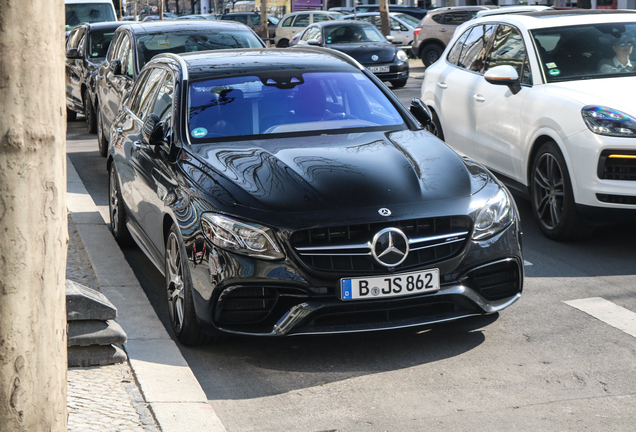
[548,69,561,76]
[546,62,557,69]
[191,128,207,138]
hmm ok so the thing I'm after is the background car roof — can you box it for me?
[471,9,636,30]
[311,20,376,28]
[119,20,256,34]
[154,48,363,81]
[82,21,128,31]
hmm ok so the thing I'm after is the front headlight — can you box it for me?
[581,106,636,137]
[201,213,284,260]
[473,189,513,241]
[396,50,408,62]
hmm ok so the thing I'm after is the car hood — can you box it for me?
[186,129,489,214]
[327,42,396,64]
[544,77,636,116]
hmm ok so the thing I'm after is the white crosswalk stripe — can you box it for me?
[564,297,636,338]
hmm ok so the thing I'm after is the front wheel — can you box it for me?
[391,78,408,88]
[165,225,220,346]
[530,142,592,240]
[420,44,443,67]
[108,164,132,246]
[276,39,289,48]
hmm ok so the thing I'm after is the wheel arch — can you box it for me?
[163,214,176,247]
[418,39,445,57]
[526,133,579,201]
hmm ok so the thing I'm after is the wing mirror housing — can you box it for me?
[66,48,82,59]
[110,59,122,75]
[410,99,432,127]
[142,113,165,146]
[484,65,522,95]
[307,39,321,46]
[386,35,395,42]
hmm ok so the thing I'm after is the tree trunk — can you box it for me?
[379,0,390,37]
[259,0,269,45]
[0,0,68,431]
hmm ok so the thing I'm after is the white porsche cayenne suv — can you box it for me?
[420,10,636,240]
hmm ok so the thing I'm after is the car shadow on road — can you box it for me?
[182,313,499,400]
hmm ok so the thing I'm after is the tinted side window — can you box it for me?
[117,35,133,78]
[281,16,294,27]
[444,12,469,25]
[447,27,471,66]
[302,27,321,41]
[106,32,121,61]
[129,68,164,118]
[431,13,444,24]
[458,24,495,72]
[151,73,174,124]
[293,14,310,26]
[485,25,528,83]
[313,14,331,23]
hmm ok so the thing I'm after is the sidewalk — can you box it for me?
[66,157,226,432]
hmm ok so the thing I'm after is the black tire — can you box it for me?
[97,106,108,157]
[420,44,443,67]
[108,164,133,246]
[165,225,220,346]
[67,107,77,122]
[425,109,445,141]
[391,78,408,88]
[276,39,289,48]
[530,142,592,241]
[84,89,97,134]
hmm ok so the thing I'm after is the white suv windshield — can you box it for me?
[531,22,636,82]
[188,72,405,141]
[65,4,116,30]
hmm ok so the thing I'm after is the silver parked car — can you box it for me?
[275,10,343,47]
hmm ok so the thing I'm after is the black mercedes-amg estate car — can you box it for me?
[106,47,523,345]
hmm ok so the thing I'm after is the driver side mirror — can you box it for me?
[110,59,122,76]
[66,48,81,59]
[386,35,395,42]
[409,98,432,127]
[307,39,321,46]
[484,65,522,95]
[142,113,165,146]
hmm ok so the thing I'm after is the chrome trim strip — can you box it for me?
[297,252,371,257]
[410,237,465,251]
[295,243,370,252]
[408,231,469,244]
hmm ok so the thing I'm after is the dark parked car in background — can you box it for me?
[65,21,126,132]
[94,20,265,156]
[220,12,279,39]
[106,47,523,346]
[292,21,410,88]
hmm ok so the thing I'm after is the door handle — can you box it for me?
[133,141,146,149]
[437,82,448,89]
[116,128,122,134]
[473,94,485,102]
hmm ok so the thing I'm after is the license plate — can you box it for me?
[368,66,390,73]
[341,269,440,301]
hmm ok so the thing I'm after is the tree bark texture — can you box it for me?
[379,0,390,36]
[0,0,68,431]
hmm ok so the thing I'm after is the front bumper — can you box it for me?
[365,60,410,82]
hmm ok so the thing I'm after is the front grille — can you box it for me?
[597,194,636,205]
[598,151,636,181]
[467,259,521,301]
[290,216,471,274]
[217,287,278,324]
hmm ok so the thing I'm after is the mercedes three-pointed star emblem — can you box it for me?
[371,228,409,267]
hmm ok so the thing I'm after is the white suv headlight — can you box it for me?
[201,213,284,260]
[473,189,513,241]
[582,106,636,137]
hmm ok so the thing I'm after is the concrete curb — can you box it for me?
[66,156,226,432]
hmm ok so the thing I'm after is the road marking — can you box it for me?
[564,297,636,338]
[524,260,533,266]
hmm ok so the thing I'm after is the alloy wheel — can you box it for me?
[166,232,185,332]
[532,152,564,230]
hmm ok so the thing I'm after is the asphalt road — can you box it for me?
[66,77,636,431]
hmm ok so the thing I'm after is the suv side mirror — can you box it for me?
[143,113,164,146]
[307,39,321,46]
[110,59,122,75]
[409,98,432,127]
[484,65,521,95]
[66,48,82,59]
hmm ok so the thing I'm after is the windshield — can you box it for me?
[394,13,419,28]
[88,30,116,58]
[65,4,116,31]
[136,30,264,70]
[187,71,405,141]
[325,24,386,44]
[531,22,636,82]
